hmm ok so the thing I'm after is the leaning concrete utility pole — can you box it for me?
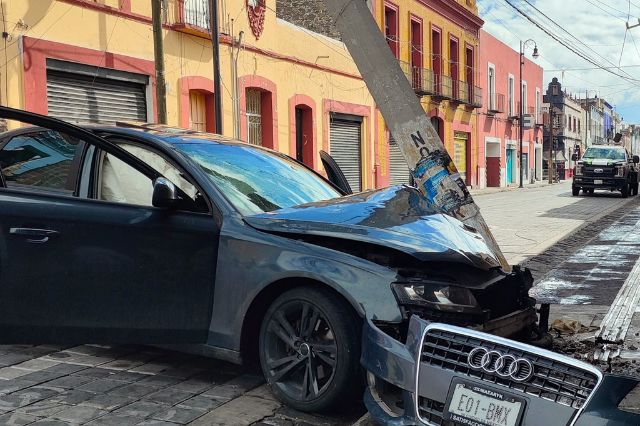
[323,0,509,269]
[152,0,167,124]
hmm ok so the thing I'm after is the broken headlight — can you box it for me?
[391,282,481,312]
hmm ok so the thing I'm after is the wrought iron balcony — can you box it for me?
[487,93,505,114]
[432,74,452,100]
[454,80,469,103]
[472,86,482,108]
[398,61,434,96]
[175,0,210,35]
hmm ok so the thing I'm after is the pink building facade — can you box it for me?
[476,30,544,188]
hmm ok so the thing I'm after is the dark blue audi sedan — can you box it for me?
[0,107,538,413]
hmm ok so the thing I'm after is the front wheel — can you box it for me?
[259,287,362,412]
[572,186,580,196]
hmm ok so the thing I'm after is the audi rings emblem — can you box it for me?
[467,347,535,382]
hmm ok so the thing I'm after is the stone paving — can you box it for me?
[0,344,358,425]
[475,181,633,265]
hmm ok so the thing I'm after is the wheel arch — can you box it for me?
[239,277,363,364]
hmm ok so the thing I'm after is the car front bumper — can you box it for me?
[573,176,627,190]
[362,316,640,426]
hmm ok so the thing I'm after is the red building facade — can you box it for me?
[476,30,544,188]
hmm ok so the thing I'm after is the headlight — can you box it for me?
[575,165,584,176]
[391,282,481,312]
[616,165,625,177]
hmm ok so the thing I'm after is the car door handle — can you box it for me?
[9,228,60,244]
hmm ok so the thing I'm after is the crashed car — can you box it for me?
[0,107,537,412]
[363,317,640,425]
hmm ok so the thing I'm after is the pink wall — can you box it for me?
[477,30,544,187]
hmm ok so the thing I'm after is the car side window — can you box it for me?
[0,130,81,194]
[96,142,207,213]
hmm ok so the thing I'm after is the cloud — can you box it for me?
[478,0,640,122]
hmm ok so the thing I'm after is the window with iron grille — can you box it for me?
[246,89,262,146]
[183,0,210,30]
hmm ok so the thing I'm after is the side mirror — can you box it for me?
[571,153,578,162]
[634,155,639,164]
[152,177,180,209]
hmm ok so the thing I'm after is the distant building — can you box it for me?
[542,77,584,180]
[578,97,606,146]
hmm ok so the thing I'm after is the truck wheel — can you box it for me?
[572,186,580,196]
[589,189,595,195]
[622,183,629,198]
[259,287,362,412]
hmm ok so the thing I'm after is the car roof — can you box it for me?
[0,122,248,147]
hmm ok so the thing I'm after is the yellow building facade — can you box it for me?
[0,0,481,190]
[372,0,483,187]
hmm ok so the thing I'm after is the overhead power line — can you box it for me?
[501,0,640,84]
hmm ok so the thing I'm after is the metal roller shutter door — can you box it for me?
[46,70,147,124]
[330,118,362,192]
[388,136,411,185]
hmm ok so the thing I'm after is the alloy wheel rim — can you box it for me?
[263,300,338,402]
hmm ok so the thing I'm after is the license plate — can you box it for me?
[444,379,525,426]
[594,179,603,184]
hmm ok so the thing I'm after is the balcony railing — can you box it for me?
[399,61,434,96]
[455,81,469,103]
[433,74,452,100]
[177,0,210,32]
[472,86,482,108]
[487,93,505,113]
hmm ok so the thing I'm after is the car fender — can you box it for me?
[205,218,402,352]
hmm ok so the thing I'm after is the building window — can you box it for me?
[552,85,559,95]
[432,27,442,94]
[410,18,422,68]
[465,45,474,94]
[578,119,581,132]
[522,81,527,116]
[384,5,399,58]
[450,36,459,98]
[183,0,210,30]
[508,75,514,116]
[488,65,495,110]
[246,89,262,146]
[536,88,541,121]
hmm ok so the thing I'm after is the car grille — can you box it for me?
[584,166,615,177]
[418,328,600,422]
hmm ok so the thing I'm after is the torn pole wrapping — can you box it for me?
[323,0,510,270]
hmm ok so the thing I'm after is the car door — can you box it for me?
[0,107,218,344]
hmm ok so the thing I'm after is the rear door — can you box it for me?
[0,107,218,344]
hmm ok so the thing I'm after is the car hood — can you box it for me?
[245,185,502,270]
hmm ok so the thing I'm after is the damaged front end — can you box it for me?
[246,186,542,341]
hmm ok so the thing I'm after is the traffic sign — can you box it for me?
[522,114,534,129]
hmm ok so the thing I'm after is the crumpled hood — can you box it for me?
[245,186,502,270]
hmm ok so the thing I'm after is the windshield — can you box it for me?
[582,147,626,161]
[175,142,341,215]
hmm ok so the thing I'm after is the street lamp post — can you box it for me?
[519,39,539,188]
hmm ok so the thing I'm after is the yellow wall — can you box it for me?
[1,0,377,188]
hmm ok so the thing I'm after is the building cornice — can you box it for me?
[414,0,484,34]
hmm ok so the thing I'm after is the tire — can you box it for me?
[622,183,629,198]
[258,287,362,412]
[589,188,595,195]
[572,186,580,196]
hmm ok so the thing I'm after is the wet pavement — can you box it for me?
[531,200,640,305]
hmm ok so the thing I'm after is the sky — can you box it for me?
[478,0,640,123]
